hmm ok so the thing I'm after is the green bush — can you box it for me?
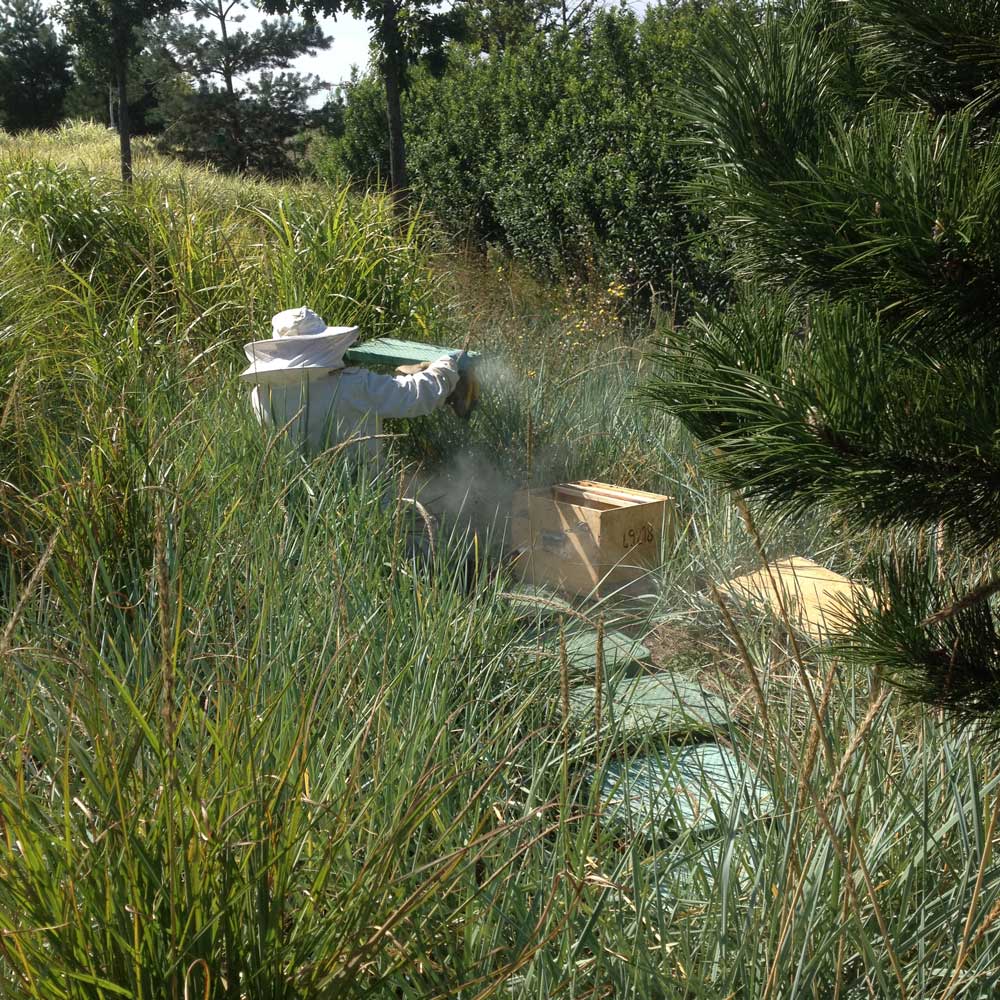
[309,6,729,319]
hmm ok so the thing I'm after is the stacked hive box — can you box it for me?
[510,480,676,597]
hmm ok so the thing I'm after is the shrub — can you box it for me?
[309,5,730,319]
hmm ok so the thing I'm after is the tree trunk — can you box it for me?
[216,0,244,163]
[108,81,116,130]
[116,57,133,185]
[381,0,408,200]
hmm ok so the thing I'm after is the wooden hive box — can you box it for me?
[510,480,676,597]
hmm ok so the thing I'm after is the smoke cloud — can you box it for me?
[406,448,521,547]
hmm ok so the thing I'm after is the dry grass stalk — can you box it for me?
[560,618,570,754]
[594,614,604,840]
[796,661,840,815]
[154,503,180,1000]
[0,527,60,658]
[734,497,834,768]
[821,688,890,811]
[804,779,908,1000]
[943,788,1000,998]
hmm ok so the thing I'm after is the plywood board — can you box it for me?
[575,480,674,503]
[570,673,732,738]
[720,556,876,641]
[597,744,772,836]
[510,489,605,595]
[511,481,676,598]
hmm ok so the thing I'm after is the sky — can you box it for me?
[268,10,371,96]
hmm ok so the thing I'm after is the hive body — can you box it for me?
[511,480,675,597]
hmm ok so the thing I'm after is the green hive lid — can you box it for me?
[344,338,480,373]
[596,744,771,835]
[646,841,723,903]
[563,629,651,672]
[645,837,759,904]
[569,673,732,738]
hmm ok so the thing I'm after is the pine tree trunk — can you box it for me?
[216,0,244,166]
[381,0,408,200]
[116,57,133,185]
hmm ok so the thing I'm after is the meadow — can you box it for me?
[1,123,999,999]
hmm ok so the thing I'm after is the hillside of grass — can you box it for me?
[2,124,999,998]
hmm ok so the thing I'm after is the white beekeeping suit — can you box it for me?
[240,307,460,462]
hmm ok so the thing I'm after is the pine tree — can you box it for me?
[646,1,1000,727]
[0,0,72,131]
[153,0,329,174]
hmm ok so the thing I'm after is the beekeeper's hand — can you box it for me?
[395,361,434,376]
[447,363,480,420]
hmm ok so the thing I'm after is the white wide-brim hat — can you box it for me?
[239,307,360,384]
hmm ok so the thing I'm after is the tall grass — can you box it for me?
[1,127,999,998]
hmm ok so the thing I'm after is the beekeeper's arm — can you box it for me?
[347,355,461,419]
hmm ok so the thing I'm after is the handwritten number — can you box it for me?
[622,524,654,548]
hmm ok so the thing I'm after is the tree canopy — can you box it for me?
[0,0,72,131]
[257,0,471,192]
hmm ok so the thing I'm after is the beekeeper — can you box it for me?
[240,307,461,462]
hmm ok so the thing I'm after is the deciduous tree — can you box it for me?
[60,0,188,181]
[259,0,468,196]
[467,0,597,53]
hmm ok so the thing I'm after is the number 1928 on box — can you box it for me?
[510,480,677,598]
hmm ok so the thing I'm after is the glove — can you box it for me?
[447,368,480,420]
[395,361,434,375]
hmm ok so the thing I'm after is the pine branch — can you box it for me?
[922,577,1000,627]
[840,555,1000,733]
[857,0,1000,118]
[650,292,1000,534]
